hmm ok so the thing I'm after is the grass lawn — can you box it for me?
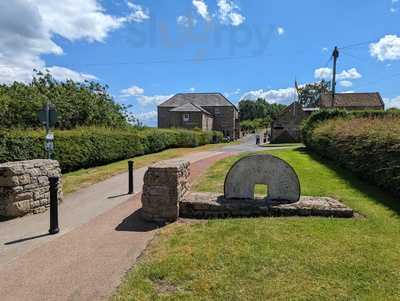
[112,148,400,301]
[63,142,229,195]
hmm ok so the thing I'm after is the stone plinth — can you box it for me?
[0,160,63,218]
[141,159,190,223]
[180,193,354,219]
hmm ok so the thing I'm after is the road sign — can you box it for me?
[38,105,57,128]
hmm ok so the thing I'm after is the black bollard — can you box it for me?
[128,160,134,194]
[48,176,60,234]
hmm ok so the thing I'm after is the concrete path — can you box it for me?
[0,152,232,301]
[0,151,223,267]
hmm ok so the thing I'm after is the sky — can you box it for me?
[1,0,400,126]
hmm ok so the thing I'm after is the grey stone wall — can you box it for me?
[0,160,62,218]
[141,160,190,223]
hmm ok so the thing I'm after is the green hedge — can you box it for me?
[302,111,400,197]
[0,127,223,173]
[302,109,400,145]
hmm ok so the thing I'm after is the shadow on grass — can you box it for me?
[296,147,400,215]
[115,209,162,232]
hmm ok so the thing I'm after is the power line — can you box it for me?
[0,53,267,69]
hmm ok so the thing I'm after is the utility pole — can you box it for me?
[331,46,339,107]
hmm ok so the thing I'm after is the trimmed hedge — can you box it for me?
[302,111,400,197]
[302,109,400,145]
[0,127,223,173]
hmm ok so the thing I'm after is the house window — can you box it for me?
[183,114,190,122]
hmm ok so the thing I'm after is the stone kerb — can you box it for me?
[224,154,301,203]
[0,159,63,218]
[141,159,190,223]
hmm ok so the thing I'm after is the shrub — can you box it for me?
[0,127,223,173]
[302,109,400,145]
[303,114,400,197]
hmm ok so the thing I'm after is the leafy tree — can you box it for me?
[0,71,131,129]
[297,80,331,108]
[239,98,286,128]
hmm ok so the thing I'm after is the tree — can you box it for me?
[238,98,286,128]
[0,71,130,129]
[297,80,331,108]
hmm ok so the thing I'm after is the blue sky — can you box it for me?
[1,0,400,126]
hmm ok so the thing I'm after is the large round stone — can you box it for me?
[224,154,300,203]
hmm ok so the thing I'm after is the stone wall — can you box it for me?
[0,160,62,218]
[141,160,190,223]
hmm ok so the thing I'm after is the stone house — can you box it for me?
[270,102,318,143]
[158,93,240,139]
[271,92,384,143]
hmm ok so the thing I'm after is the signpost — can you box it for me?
[38,103,56,159]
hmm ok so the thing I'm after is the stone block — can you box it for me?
[141,159,190,223]
[0,159,62,218]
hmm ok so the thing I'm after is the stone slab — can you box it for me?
[180,192,354,219]
[224,154,300,203]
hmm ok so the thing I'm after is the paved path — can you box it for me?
[0,152,232,301]
[0,151,223,267]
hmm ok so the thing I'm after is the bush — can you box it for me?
[302,109,400,145]
[303,113,400,197]
[0,127,223,173]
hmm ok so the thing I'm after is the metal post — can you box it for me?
[128,161,134,194]
[49,176,60,234]
[332,46,339,107]
[45,102,50,159]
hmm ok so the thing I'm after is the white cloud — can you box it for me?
[314,67,332,80]
[189,87,196,92]
[125,1,150,23]
[217,0,245,26]
[0,0,149,84]
[277,27,285,35]
[120,85,145,97]
[119,84,172,106]
[384,96,400,108]
[370,35,400,61]
[137,94,174,106]
[390,7,398,12]
[322,47,328,52]
[192,0,211,22]
[339,80,353,88]
[177,16,197,28]
[135,110,157,121]
[337,68,362,80]
[46,66,97,81]
[314,67,362,80]
[240,87,297,105]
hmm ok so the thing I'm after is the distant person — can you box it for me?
[256,134,260,145]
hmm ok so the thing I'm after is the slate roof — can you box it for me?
[320,93,384,108]
[170,103,212,115]
[159,93,238,110]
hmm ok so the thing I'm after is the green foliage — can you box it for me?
[303,113,400,197]
[239,118,268,132]
[238,98,286,125]
[0,127,223,173]
[0,71,130,129]
[302,109,400,145]
[297,80,331,108]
